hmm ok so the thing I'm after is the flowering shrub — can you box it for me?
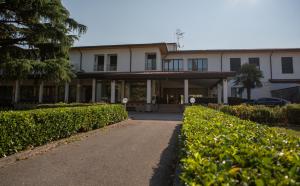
[180,106,300,185]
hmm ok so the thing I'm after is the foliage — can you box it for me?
[180,106,300,185]
[287,104,300,125]
[0,102,106,111]
[234,64,264,100]
[220,104,287,125]
[0,104,127,157]
[0,0,87,82]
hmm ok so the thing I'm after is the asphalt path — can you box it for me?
[0,112,182,186]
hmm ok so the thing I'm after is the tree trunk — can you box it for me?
[247,88,251,101]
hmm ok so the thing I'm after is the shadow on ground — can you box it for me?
[129,112,183,121]
[150,124,181,186]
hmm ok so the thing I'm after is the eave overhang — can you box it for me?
[269,79,300,84]
[76,71,236,80]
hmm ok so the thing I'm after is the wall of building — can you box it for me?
[69,47,300,100]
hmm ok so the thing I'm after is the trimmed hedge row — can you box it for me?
[287,104,300,125]
[180,106,300,185]
[208,104,300,125]
[0,104,127,157]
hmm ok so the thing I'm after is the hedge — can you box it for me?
[180,106,300,185]
[0,104,127,157]
[219,104,287,125]
[287,104,300,125]
[210,104,300,125]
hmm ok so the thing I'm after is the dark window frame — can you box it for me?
[163,59,183,72]
[249,57,260,69]
[145,53,157,71]
[108,54,118,71]
[281,57,293,74]
[188,58,208,72]
[230,58,241,72]
[94,55,105,71]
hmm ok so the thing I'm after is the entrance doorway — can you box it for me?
[163,88,184,104]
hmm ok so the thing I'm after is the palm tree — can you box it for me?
[234,64,264,100]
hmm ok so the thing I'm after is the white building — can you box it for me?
[1,42,300,110]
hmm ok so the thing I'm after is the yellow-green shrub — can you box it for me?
[219,104,287,125]
[180,106,300,185]
[0,104,127,157]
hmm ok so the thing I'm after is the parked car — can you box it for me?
[254,97,290,106]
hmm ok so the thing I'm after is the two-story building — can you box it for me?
[1,42,300,111]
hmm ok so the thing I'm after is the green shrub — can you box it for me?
[0,104,127,157]
[180,106,300,185]
[287,104,300,125]
[219,104,287,125]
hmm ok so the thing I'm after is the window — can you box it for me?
[108,54,117,71]
[94,55,104,71]
[249,57,260,69]
[281,57,293,74]
[145,53,156,70]
[188,58,208,72]
[163,59,183,71]
[230,58,241,72]
[231,87,243,98]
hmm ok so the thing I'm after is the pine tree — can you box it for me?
[0,0,87,82]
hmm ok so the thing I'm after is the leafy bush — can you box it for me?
[287,104,300,125]
[180,106,300,185]
[0,104,127,157]
[219,104,287,125]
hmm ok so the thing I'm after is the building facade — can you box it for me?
[1,43,300,110]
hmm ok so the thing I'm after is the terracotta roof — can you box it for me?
[76,71,236,80]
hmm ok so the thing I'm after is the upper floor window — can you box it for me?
[145,53,156,71]
[107,54,117,71]
[281,57,293,74]
[249,57,260,69]
[188,58,208,72]
[230,58,241,72]
[94,55,104,71]
[163,59,183,71]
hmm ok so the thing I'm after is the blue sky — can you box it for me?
[62,0,300,50]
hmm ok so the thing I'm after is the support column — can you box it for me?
[125,82,130,99]
[92,78,96,103]
[217,83,222,104]
[146,80,151,104]
[64,82,69,103]
[223,79,228,104]
[121,80,125,99]
[14,80,20,103]
[76,82,81,102]
[184,79,189,104]
[152,80,156,98]
[110,80,116,103]
[38,81,44,103]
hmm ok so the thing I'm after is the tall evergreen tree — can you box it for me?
[0,0,87,82]
[234,64,264,100]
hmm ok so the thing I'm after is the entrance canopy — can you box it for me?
[76,71,235,80]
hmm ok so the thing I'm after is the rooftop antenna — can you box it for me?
[176,29,184,50]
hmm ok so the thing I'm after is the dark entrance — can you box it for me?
[163,88,184,104]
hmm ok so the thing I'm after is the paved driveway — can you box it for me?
[0,112,182,186]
